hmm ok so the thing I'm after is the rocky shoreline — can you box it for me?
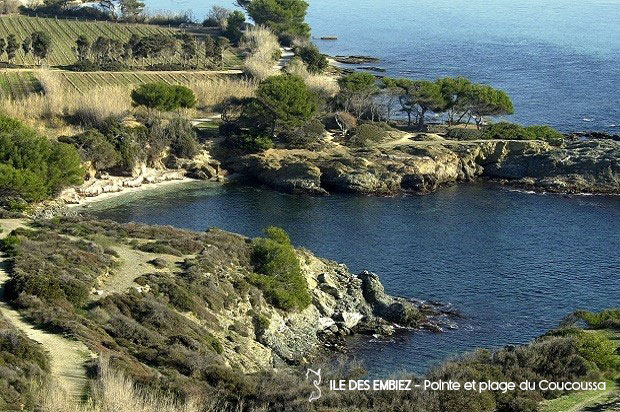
[221,136,620,196]
[260,249,452,365]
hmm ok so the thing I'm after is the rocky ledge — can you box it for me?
[223,137,620,195]
[257,249,446,366]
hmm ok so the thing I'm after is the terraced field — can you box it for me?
[0,69,238,98]
[0,15,243,68]
[0,70,41,98]
[58,70,228,93]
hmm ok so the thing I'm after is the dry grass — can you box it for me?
[41,360,202,412]
[187,77,257,110]
[285,57,340,99]
[0,69,131,134]
[240,26,281,81]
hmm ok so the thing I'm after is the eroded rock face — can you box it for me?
[480,139,620,193]
[223,138,620,195]
[252,250,429,366]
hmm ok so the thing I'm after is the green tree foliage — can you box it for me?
[0,38,5,61]
[337,72,378,119]
[58,129,120,170]
[437,76,473,125]
[0,115,83,205]
[574,309,620,330]
[482,122,563,141]
[5,34,17,63]
[31,31,51,65]
[254,74,318,135]
[296,43,327,73]
[225,132,274,153]
[242,0,311,41]
[382,78,445,128]
[131,82,196,111]
[463,84,514,128]
[180,33,197,65]
[75,35,91,61]
[224,10,246,44]
[119,0,145,21]
[21,36,31,57]
[250,226,310,311]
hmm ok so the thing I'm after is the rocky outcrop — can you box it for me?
[223,138,620,195]
[479,139,620,193]
[249,250,435,366]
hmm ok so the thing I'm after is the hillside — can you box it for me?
[0,15,242,68]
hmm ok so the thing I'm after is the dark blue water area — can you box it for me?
[84,182,620,374]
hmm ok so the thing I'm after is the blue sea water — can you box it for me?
[145,0,620,132]
[85,183,620,374]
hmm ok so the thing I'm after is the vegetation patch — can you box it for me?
[0,313,50,411]
[0,114,83,206]
[250,226,310,312]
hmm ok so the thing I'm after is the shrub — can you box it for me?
[131,82,196,111]
[165,117,200,159]
[575,309,620,330]
[59,129,121,170]
[296,43,328,73]
[347,123,387,147]
[0,114,83,204]
[226,133,274,153]
[282,118,325,149]
[0,314,50,411]
[445,127,483,140]
[482,122,564,142]
[250,226,310,311]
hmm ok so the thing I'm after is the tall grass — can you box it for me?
[187,77,257,110]
[41,361,201,412]
[241,26,281,81]
[0,70,131,133]
[285,57,340,99]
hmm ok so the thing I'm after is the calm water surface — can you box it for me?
[145,0,620,132]
[85,182,620,374]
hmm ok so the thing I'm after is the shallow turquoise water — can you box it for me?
[145,0,620,132]
[85,182,620,374]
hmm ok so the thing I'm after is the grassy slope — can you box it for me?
[0,15,244,98]
[540,330,620,412]
[0,15,173,66]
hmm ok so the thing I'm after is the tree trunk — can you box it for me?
[418,108,427,130]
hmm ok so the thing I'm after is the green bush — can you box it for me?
[445,127,483,140]
[576,309,620,330]
[131,82,196,111]
[250,226,310,312]
[166,117,200,159]
[227,133,274,153]
[282,118,325,149]
[482,122,564,142]
[296,43,328,73]
[0,114,83,204]
[347,123,387,147]
[59,129,121,170]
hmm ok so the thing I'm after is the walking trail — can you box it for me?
[0,219,94,402]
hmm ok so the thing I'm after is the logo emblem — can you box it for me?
[306,368,322,402]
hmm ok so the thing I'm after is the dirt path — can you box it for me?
[94,244,186,300]
[0,219,94,401]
